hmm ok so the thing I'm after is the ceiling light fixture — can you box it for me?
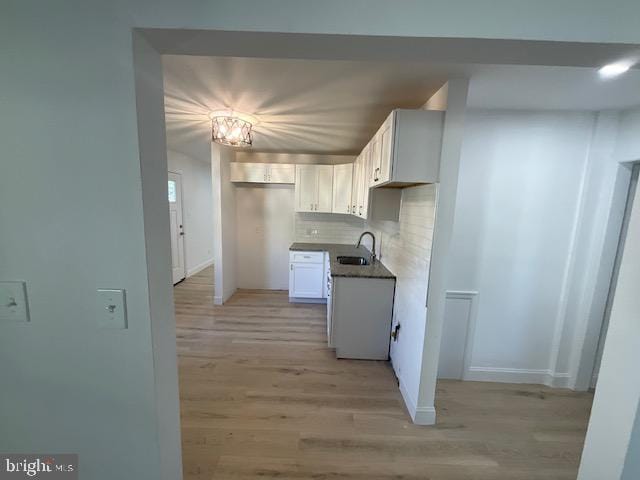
[598,62,632,78]
[209,110,256,147]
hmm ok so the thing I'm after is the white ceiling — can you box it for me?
[163,55,640,155]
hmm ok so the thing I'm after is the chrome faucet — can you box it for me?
[356,231,376,262]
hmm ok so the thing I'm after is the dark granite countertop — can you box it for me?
[290,242,396,279]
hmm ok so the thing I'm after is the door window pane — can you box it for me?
[168,180,177,203]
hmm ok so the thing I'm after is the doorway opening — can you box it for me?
[591,163,639,388]
[168,171,185,284]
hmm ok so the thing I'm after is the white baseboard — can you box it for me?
[414,406,437,425]
[550,372,571,388]
[213,295,223,305]
[399,380,436,426]
[288,297,327,304]
[466,366,571,388]
[186,258,214,278]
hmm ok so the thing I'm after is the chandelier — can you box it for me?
[209,110,255,147]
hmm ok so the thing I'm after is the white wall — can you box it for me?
[366,185,438,420]
[616,108,640,162]
[167,151,214,276]
[447,110,596,383]
[211,144,237,303]
[443,107,640,391]
[236,185,295,289]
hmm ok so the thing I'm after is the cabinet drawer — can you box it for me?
[290,251,324,264]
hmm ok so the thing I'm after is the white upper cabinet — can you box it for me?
[370,109,444,187]
[332,163,353,215]
[267,163,296,183]
[350,155,361,215]
[317,165,334,212]
[295,165,334,213]
[231,162,266,183]
[356,144,371,219]
[230,162,295,184]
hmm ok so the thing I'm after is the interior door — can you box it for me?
[168,172,185,284]
[295,165,317,212]
[316,165,334,212]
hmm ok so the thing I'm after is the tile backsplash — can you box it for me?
[366,185,437,306]
[294,213,366,244]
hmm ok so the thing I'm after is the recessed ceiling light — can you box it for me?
[598,62,632,78]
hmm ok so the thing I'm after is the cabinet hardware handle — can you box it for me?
[290,264,293,271]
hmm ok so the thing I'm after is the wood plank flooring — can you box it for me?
[175,267,593,479]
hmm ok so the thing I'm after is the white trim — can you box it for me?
[288,297,327,304]
[444,290,479,381]
[466,366,571,387]
[399,379,437,426]
[414,406,436,425]
[399,380,417,419]
[186,258,214,278]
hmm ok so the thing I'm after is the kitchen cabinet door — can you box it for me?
[267,163,295,184]
[355,145,371,219]
[350,155,361,216]
[369,136,381,187]
[230,162,268,182]
[332,163,353,214]
[289,262,324,298]
[377,119,394,185]
[295,165,318,212]
[316,165,334,213]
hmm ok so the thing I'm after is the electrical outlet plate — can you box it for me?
[0,281,30,323]
[97,289,128,329]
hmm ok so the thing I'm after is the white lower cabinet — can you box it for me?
[288,251,326,300]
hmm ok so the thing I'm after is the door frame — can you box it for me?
[589,162,639,388]
[572,160,639,390]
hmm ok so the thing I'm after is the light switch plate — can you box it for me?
[97,289,127,329]
[0,281,30,323]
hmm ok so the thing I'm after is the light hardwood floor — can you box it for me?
[175,267,593,479]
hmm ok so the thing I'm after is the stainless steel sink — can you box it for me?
[337,256,370,266]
